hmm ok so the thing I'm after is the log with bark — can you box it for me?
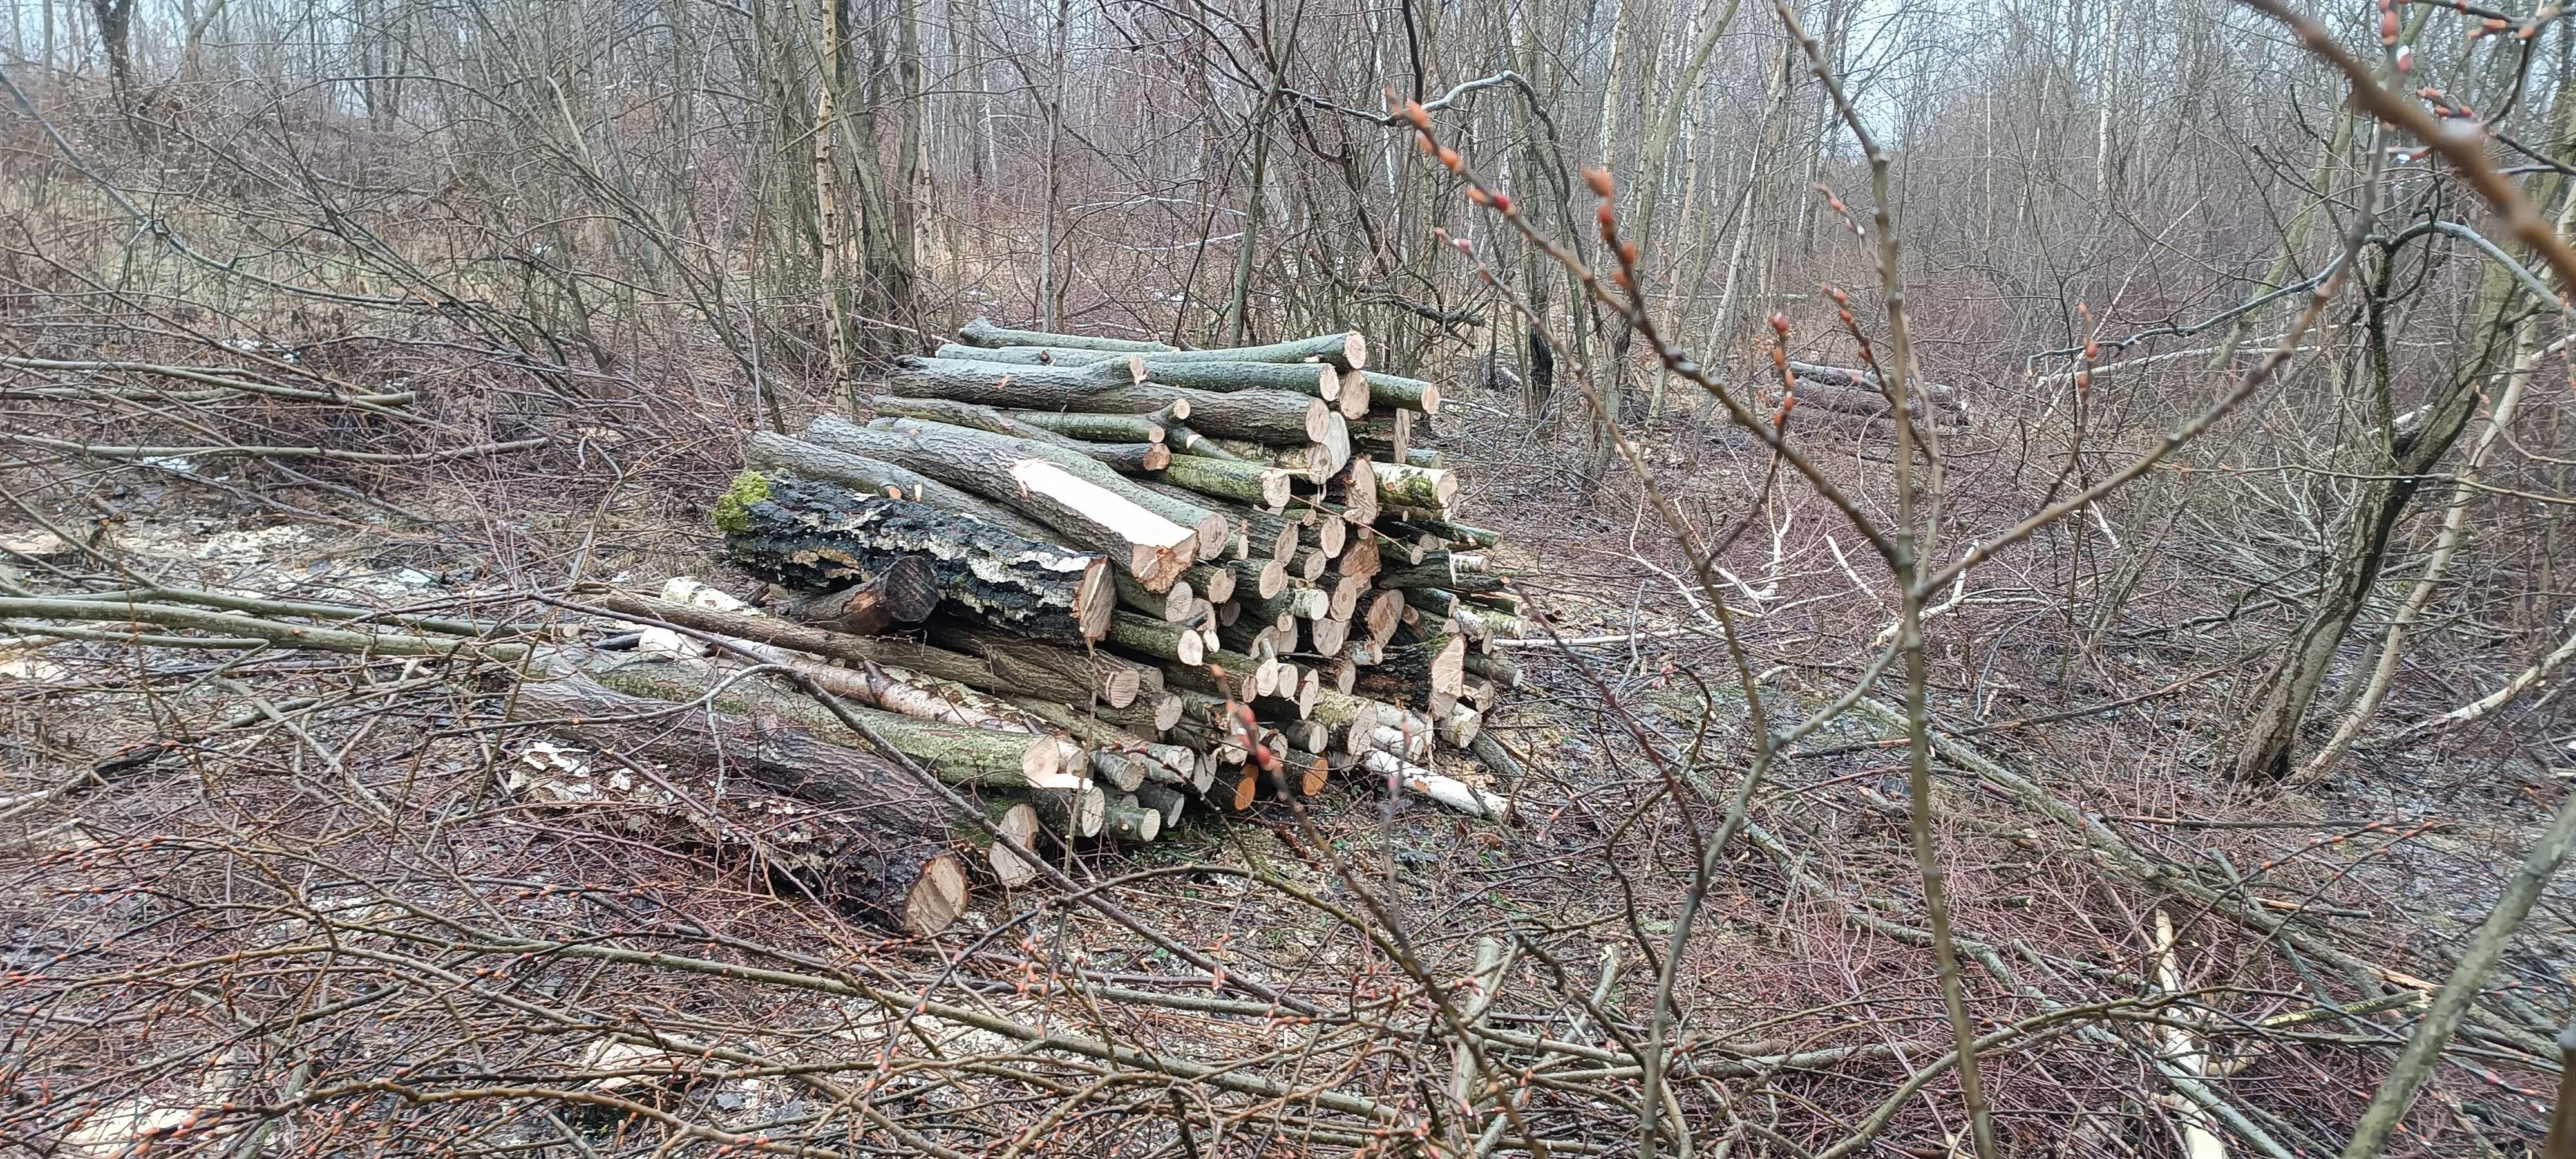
[802,415,1200,591]
[717,473,1113,643]
[512,672,969,933]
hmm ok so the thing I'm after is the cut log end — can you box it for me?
[902,855,971,935]
[987,803,1042,888]
[1342,333,1368,371]
[1418,382,1443,415]
[1076,561,1115,642]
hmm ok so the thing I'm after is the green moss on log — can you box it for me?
[714,470,775,534]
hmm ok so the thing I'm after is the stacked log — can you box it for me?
[545,317,1522,930]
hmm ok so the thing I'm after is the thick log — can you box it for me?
[1392,516,1500,548]
[1359,371,1441,414]
[775,556,940,635]
[1376,462,1457,511]
[1437,703,1483,748]
[1314,414,1352,481]
[1379,564,1504,592]
[1132,782,1188,827]
[1240,585,1329,624]
[998,410,1169,444]
[867,399,1171,474]
[1237,507,1306,562]
[1289,545,1330,583]
[1308,616,1352,657]
[957,317,1175,352]
[804,415,1198,590]
[1151,455,1293,508]
[592,661,1072,792]
[1336,369,1372,420]
[976,801,1043,888]
[1463,651,1522,690]
[743,432,1056,543]
[1117,572,1195,621]
[1353,749,1507,818]
[1141,332,1367,371]
[886,355,1142,407]
[869,417,1224,556]
[1381,629,1466,699]
[1026,780,1110,838]
[1181,562,1238,605]
[1106,386,1329,444]
[1223,555,1289,599]
[513,673,966,932]
[1336,457,1381,527]
[594,592,1134,708]
[1108,611,1207,666]
[1300,516,1349,559]
[1137,359,1340,397]
[718,474,1113,644]
[1104,798,1163,842]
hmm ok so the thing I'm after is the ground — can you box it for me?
[2,370,2570,1158]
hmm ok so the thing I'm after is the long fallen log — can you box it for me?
[590,591,1137,708]
[867,397,1169,473]
[885,355,1142,407]
[1140,332,1368,371]
[957,316,1175,352]
[1096,385,1331,444]
[512,673,968,932]
[1357,371,1441,414]
[591,660,1074,793]
[717,473,1113,644]
[802,415,1198,591]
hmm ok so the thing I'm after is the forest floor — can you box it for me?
[5,368,2571,1156]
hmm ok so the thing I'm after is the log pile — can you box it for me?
[529,318,1524,933]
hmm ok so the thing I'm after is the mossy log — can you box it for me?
[718,474,1112,644]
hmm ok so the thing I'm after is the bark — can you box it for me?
[802,415,1199,590]
[719,474,1112,644]
[957,317,1175,351]
[511,672,965,932]
[743,431,1057,543]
